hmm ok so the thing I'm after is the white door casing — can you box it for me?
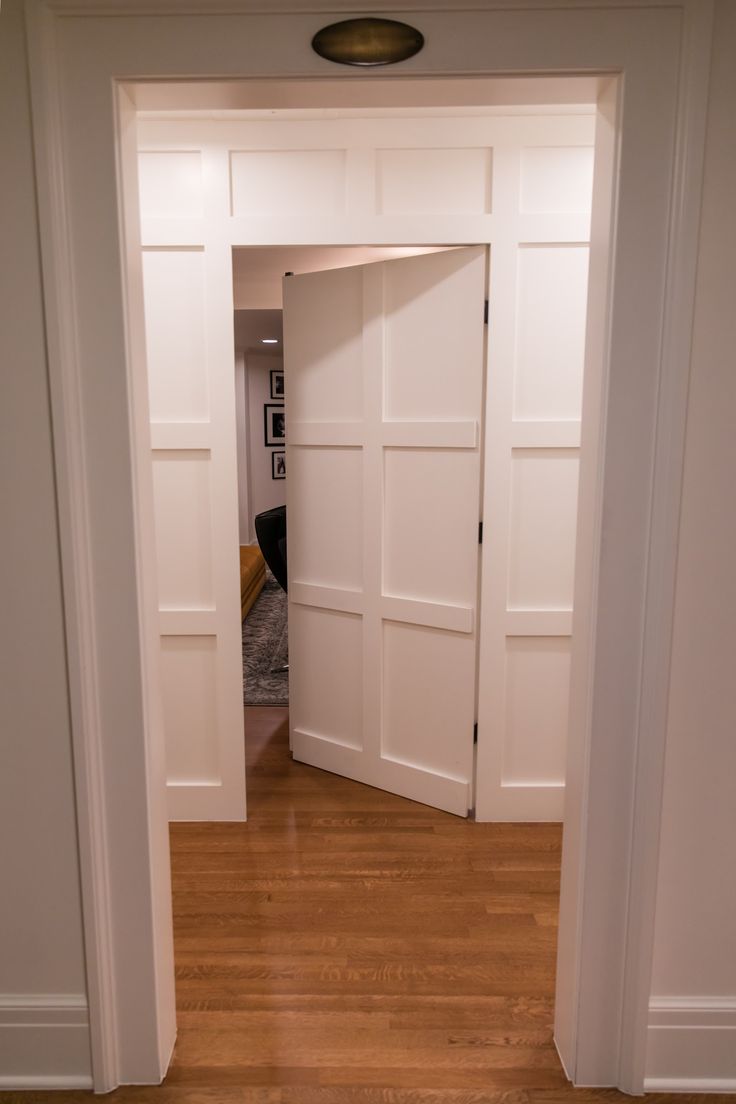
[285,248,486,817]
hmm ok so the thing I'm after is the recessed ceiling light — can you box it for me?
[261,338,279,344]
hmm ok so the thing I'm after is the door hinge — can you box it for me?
[484,299,489,324]
[473,722,478,744]
[478,520,483,544]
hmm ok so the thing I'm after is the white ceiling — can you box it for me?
[233,308,283,355]
[134,75,599,114]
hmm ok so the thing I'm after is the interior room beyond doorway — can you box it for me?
[233,245,452,719]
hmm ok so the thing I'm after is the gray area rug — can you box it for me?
[242,570,289,705]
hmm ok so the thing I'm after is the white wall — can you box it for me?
[246,353,286,537]
[646,1,736,1090]
[0,0,91,1087]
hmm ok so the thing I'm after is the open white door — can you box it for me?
[284,248,486,817]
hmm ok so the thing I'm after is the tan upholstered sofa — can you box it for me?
[240,545,266,620]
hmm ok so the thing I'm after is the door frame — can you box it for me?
[25,0,713,1093]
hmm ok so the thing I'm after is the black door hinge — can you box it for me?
[478,521,483,544]
[484,299,489,324]
[473,722,478,745]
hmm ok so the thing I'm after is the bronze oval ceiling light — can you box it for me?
[312,18,424,67]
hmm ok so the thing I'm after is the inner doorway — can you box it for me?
[137,91,596,823]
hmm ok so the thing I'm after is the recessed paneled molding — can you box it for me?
[230,149,347,216]
[138,151,203,218]
[384,448,480,609]
[513,244,589,421]
[151,451,215,611]
[507,449,580,611]
[289,606,364,751]
[502,636,572,787]
[377,147,492,214]
[382,619,476,781]
[520,146,595,214]
[288,446,364,592]
[160,635,221,785]
[142,249,210,422]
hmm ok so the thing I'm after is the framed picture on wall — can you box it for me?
[270,370,285,400]
[264,404,286,446]
[272,451,286,480]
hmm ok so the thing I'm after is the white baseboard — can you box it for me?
[0,995,93,1090]
[645,997,736,1093]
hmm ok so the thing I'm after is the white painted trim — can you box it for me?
[0,994,89,1022]
[649,996,736,1025]
[0,996,93,1090]
[616,0,715,1091]
[645,998,736,1091]
[24,2,120,1093]
[645,1081,736,1094]
[0,1077,95,1090]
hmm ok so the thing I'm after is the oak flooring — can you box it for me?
[5,707,726,1103]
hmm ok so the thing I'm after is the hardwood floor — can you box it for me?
[4,708,722,1103]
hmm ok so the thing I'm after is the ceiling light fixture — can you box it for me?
[311,18,424,67]
[261,338,279,344]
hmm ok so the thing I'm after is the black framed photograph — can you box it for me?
[271,451,286,480]
[270,370,285,400]
[264,404,286,446]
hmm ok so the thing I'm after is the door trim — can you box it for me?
[25,0,713,1092]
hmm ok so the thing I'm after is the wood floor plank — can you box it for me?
[2,706,718,1104]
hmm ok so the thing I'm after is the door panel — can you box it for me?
[284,248,486,817]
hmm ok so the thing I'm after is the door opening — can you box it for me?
[135,93,597,824]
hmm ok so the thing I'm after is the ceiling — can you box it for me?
[233,308,283,356]
[134,76,600,114]
[232,244,452,313]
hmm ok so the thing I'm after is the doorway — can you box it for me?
[30,3,704,1083]
[137,98,595,823]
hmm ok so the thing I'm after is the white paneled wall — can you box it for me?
[137,107,593,821]
[476,145,592,821]
[139,175,246,821]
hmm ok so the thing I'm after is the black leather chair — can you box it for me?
[254,505,287,593]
